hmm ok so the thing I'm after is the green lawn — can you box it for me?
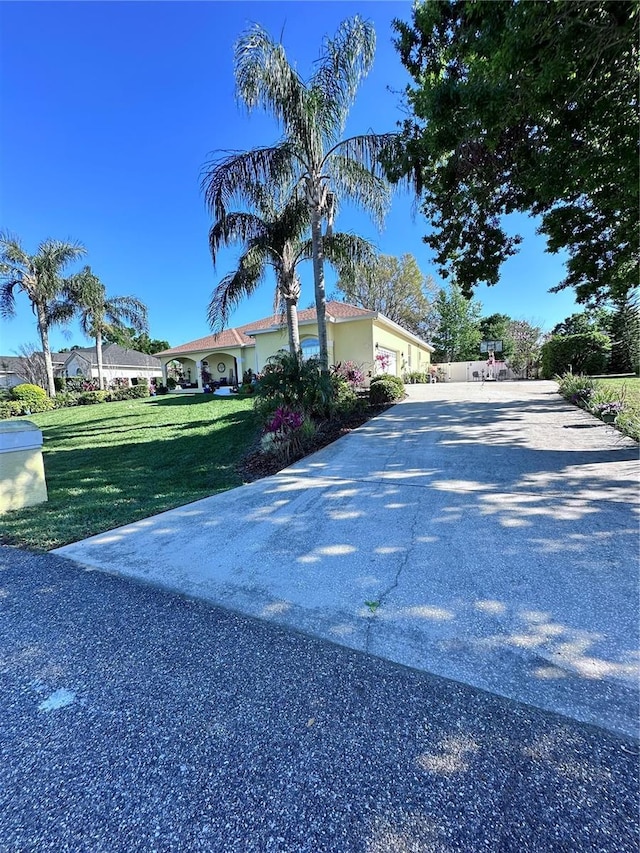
[594,377,640,441]
[1,394,258,551]
[594,376,640,407]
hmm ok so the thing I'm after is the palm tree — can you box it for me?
[207,191,308,353]
[207,189,375,355]
[201,16,396,371]
[0,232,87,396]
[69,267,148,389]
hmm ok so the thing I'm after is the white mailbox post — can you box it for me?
[0,420,48,513]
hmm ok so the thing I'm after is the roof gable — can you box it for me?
[61,345,161,369]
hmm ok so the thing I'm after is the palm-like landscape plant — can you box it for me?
[201,16,396,371]
[207,190,309,354]
[0,233,87,396]
[206,186,375,355]
[69,267,148,389]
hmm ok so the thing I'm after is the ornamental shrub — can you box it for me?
[541,333,610,378]
[556,373,597,408]
[129,383,150,398]
[65,377,101,392]
[10,384,54,413]
[331,373,359,417]
[52,391,79,409]
[0,400,23,419]
[369,377,404,405]
[332,361,364,389]
[371,373,404,394]
[261,405,306,462]
[256,351,335,420]
[109,385,149,401]
[77,390,108,405]
[403,371,429,384]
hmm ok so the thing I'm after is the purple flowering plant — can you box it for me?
[593,401,625,417]
[332,361,364,389]
[262,406,305,463]
[265,406,304,435]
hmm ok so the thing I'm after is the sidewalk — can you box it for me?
[55,381,640,738]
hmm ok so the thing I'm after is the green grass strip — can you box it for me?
[1,395,258,551]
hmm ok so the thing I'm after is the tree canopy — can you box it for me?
[507,320,543,378]
[430,281,482,362]
[551,309,612,338]
[103,328,169,354]
[388,1,638,305]
[478,313,513,359]
[334,253,436,340]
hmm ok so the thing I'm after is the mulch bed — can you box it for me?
[237,404,391,482]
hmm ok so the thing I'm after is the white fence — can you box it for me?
[435,360,518,383]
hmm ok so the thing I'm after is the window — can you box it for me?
[301,338,320,360]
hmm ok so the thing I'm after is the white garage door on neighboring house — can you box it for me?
[376,347,397,376]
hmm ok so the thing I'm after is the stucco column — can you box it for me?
[161,362,168,385]
[196,360,204,391]
[236,353,243,383]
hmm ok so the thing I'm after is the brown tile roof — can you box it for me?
[157,302,374,356]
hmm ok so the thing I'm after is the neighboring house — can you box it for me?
[1,346,162,390]
[156,301,434,391]
[61,345,162,385]
[0,352,67,390]
[0,356,30,389]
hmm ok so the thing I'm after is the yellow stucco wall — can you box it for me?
[333,320,374,372]
[0,448,48,513]
[370,322,432,377]
[162,316,431,383]
[253,329,290,372]
[253,318,431,378]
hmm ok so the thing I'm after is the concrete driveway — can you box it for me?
[55,381,640,738]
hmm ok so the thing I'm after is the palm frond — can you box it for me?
[209,212,267,265]
[207,245,268,332]
[37,238,86,272]
[326,132,400,174]
[234,25,312,145]
[327,153,392,229]
[0,279,18,318]
[45,298,77,327]
[323,233,377,282]
[200,145,299,222]
[310,16,376,134]
[104,296,148,334]
[0,232,30,268]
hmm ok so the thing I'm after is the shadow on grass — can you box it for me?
[0,406,260,551]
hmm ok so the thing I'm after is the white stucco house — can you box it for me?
[60,345,163,385]
[0,345,162,390]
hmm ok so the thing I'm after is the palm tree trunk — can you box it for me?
[285,298,300,354]
[310,204,329,372]
[95,332,105,389]
[36,301,56,397]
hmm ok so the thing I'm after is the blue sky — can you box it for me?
[0,0,580,355]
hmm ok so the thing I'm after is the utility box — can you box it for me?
[0,420,48,513]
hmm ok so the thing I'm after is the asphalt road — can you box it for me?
[1,546,638,853]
